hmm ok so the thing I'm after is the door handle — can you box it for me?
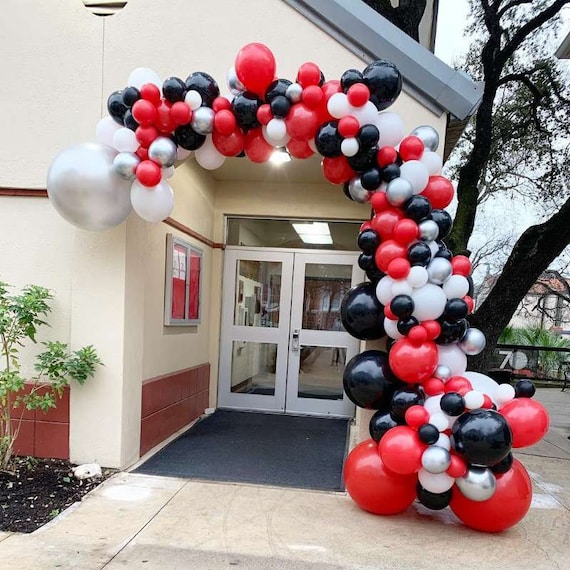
[292,329,300,352]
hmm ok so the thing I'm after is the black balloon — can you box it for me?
[122,86,140,108]
[362,60,402,111]
[361,167,382,190]
[515,379,536,398]
[440,392,465,416]
[366,266,385,284]
[466,275,475,297]
[369,409,398,442]
[107,90,128,125]
[174,124,206,151]
[405,195,432,222]
[232,92,262,132]
[341,69,364,92]
[491,452,514,474]
[358,253,375,271]
[358,124,380,148]
[357,229,380,254]
[436,319,468,345]
[430,209,453,239]
[162,77,186,103]
[123,110,139,132]
[418,423,440,444]
[451,409,513,466]
[417,483,452,511]
[348,146,378,172]
[443,298,469,322]
[391,387,425,420]
[185,71,220,106]
[340,282,386,340]
[397,317,419,335]
[343,350,402,409]
[390,294,414,318]
[408,242,432,266]
[315,121,342,157]
[435,242,452,260]
[270,95,291,118]
[265,79,292,103]
[343,183,355,201]
[381,163,400,183]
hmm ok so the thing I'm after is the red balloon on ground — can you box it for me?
[387,258,410,279]
[322,155,355,184]
[422,320,441,340]
[408,325,428,346]
[423,377,445,396]
[285,103,319,141]
[446,454,467,478]
[244,128,273,163]
[389,339,438,384]
[359,221,373,232]
[212,96,232,112]
[463,295,475,313]
[450,459,532,533]
[136,125,159,148]
[399,135,425,161]
[344,440,418,515]
[379,426,425,474]
[321,79,342,101]
[287,138,314,159]
[445,376,473,394]
[257,104,273,126]
[500,398,550,448]
[154,101,177,134]
[421,176,454,209]
[393,219,419,245]
[235,43,276,97]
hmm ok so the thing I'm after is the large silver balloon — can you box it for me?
[47,143,132,231]
[427,257,453,285]
[348,177,371,203]
[226,66,245,95]
[421,446,451,474]
[113,152,140,180]
[191,106,215,135]
[456,466,496,502]
[419,219,439,242]
[386,177,413,206]
[286,83,303,103]
[148,137,177,167]
[459,327,487,355]
[411,125,440,152]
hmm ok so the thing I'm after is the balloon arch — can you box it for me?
[47,43,549,533]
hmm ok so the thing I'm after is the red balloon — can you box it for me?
[360,221,373,232]
[387,258,410,280]
[445,376,473,395]
[212,96,232,112]
[370,192,389,213]
[235,43,276,97]
[482,394,494,409]
[451,255,472,276]
[392,219,419,245]
[296,62,321,87]
[384,304,397,321]
[140,83,161,106]
[377,146,398,167]
[450,459,532,532]
[321,79,342,101]
[389,338,438,384]
[344,440,418,515]
[302,85,324,109]
[136,146,149,161]
[446,454,467,478]
[463,295,475,313]
[347,83,370,107]
[422,320,441,341]
[379,426,425,474]
[244,127,274,163]
[375,240,407,273]
[169,102,192,126]
[212,128,245,157]
[154,101,176,134]
[408,325,428,346]
[399,135,425,161]
[136,160,162,187]
[338,116,360,138]
[132,99,157,127]
[213,109,236,136]
[322,155,355,184]
[287,138,314,159]
[285,103,319,141]
[257,103,273,126]
[421,176,454,209]
[135,125,159,148]
[423,377,445,396]
[371,208,404,241]
[500,398,550,448]
[405,405,430,429]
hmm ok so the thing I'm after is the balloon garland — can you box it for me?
[46,43,550,532]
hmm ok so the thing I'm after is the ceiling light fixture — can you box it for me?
[292,222,333,245]
[270,148,291,165]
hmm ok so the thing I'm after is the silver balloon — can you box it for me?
[226,66,244,95]
[191,106,215,135]
[386,177,413,206]
[411,125,440,152]
[456,466,496,502]
[421,446,451,474]
[47,143,132,231]
[348,177,371,203]
[113,152,140,180]
[286,83,303,103]
[459,328,486,355]
[434,365,452,382]
[148,137,177,167]
[419,219,439,242]
[427,257,453,285]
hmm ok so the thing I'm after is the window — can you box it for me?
[164,234,202,325]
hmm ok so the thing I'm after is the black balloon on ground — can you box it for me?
[417,483,452,510]
[408,242,432,266]
[397,317,419,335]
[361,167,382,190]
[358,124,380,148]
[270,95,291,118]
[340,282,385,340]
[440,392,465,416]
[369,409,398,442]
[515,379,536,398]
[265,78,292,103]
[381,163,400,182]
[390,295,414,318]
[122,86,141,108]
[348,145,378,172]
[443,298,469,322]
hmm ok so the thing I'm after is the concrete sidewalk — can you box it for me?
[0,389,568,570]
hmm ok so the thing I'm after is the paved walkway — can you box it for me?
[0,389,568,569]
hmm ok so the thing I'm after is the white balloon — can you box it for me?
[411,283,447,321]
[463,371,499,400]
[438,345,467,376]
[495,383,516,406]
[176,147,192,161]
[391,279,414,297]
[263,121,290,147]
[112,128,139,153]
[131,179,174,223]
[421,151,443,175]
[429,412,450,432]
[195,136,226,170]
[308,138,318,153]
[384,317,403,340]
[341,137,360,157]
[327,92,350,118]
[424,394,443,415]
[464,390,485,409]
[376,276,395,305]
[352,101,379,126]
[96,116,121,147]
[407,265,429,288]
[436,432,451,450]
[162,165,175,179]
[443,275,470,299]
[376,112,404,147]
[399,160,429,194]
[428,240,440,257]
[185,89,203,110]
[47,143,132,231]
[418,468,454,494]
[127,67,161,90]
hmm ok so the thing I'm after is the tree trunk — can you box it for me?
[468,195,570,372]
[363,0,427,41]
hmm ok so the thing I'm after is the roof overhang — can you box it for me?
[556,32,570,59]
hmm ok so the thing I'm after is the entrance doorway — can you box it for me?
[218,248,361,417]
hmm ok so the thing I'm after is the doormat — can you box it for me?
[133,410,350,491]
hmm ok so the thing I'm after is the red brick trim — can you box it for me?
[140,363,210,456]
[0,188,48,197]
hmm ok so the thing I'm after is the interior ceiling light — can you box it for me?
[270,149,291,164]
[292,222,333,245]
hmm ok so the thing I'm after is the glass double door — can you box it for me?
[218,248,361,417]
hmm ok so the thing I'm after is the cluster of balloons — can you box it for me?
[338,90,551,533]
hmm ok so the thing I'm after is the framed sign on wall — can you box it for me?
[164,233,202,326]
